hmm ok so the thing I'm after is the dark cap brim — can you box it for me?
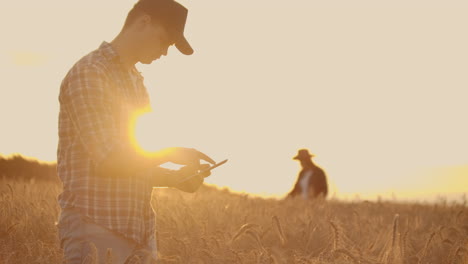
[175,36,193,55]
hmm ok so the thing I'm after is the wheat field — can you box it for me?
[0,179,467,264]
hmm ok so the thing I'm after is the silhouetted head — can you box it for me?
[293,149,315,161]
[119,0,193,63]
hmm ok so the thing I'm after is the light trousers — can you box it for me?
[57,207,157,264]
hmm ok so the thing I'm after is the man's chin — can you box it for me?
[140,58,159,64]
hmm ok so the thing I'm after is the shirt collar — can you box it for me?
[99,41,121,63]
[99,42,142,77]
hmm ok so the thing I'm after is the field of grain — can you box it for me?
[0,179,467,264]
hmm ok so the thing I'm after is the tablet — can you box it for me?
[177,159,228,184]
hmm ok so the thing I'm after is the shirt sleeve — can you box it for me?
[61,63,120,164]
[151,166,176,187]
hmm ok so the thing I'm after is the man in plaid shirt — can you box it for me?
[56,0,215,263]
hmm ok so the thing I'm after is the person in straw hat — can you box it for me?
[288,149,328,199]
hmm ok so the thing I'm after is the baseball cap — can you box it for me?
[133,0,193,55]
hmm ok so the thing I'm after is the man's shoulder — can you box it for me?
[312,166,327,178]
[60,44,116,91]
[67,47,113,78]
[59,50,115,104]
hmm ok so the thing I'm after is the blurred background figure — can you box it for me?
[288,149,328,199]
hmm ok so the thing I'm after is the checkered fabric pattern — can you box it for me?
[57,42,157,246]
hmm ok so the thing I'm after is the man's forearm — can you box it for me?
[152,166,204,192]
[95,145,168,179]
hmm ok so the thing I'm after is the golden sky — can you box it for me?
[1,0,467,201]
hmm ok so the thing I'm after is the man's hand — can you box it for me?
[162,147,215,166]
[172,164,211,193]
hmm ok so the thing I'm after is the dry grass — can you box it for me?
[0,179,467,264]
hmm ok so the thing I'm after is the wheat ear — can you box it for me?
[329,220,340,250]
[418,231,436,264]
[387,214,401,264]
[230,223,259,243]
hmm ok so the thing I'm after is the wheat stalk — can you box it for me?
[304,224,319,252]
[230,249,243,263]
[329,220,340,250]
[269,249,283,264]
[447,244,462,264]
[199,249,214,264]
[200,237,209,248]
[455,209,464,224]
[355,246,365,264]
[400,229,409,264]
[245,229,265,249]
[172,237,188,257]
[417,231,436,264]
[124,254,141,264]
[446,238,468,264]
[230,223,259,243]
[211,236,221,249]
[386,213,402,264]
[272,215,286,246]
[6,183,14,197]
[82,242,98,264]
[105,248,113,264]
[334,248,360,264]
[260,226,272,239]
[391,214,400,250]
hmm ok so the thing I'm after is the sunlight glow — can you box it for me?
[128,108,153,157]
[9,51,48,66]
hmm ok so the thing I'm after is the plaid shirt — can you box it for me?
[57,42,156,246]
